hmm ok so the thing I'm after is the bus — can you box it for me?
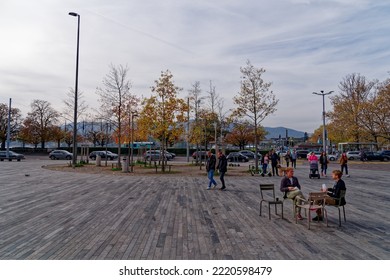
[337,142,378,152]
[132,141,155,149]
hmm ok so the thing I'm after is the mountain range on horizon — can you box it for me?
[264,127,307,139]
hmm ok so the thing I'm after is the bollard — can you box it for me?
[96,155,101,166]
[122,157,129,172]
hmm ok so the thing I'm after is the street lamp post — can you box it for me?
[312,90,333,154]
[130,112,138,172]
[69,12,80,167]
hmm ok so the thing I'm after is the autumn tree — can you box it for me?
[187,81,205,162]
[96,64,138,167]
[232,60,278,169]
[18,118,41,148]
[51,126,65,148]
[138,70,187,171]
[217,97,230,152]
[0,103,22,149]
[328,73,375,142]
[360,78,390,143]
[197,108,218,150]
[374,79,390,141]
[224,120,255,149]
[23,100,59,148]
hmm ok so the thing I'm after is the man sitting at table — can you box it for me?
[280,167,306,220]
[312,169,346,221]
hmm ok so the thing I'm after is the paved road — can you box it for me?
[0,158,389,260]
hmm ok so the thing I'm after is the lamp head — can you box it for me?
[68,12,79,17]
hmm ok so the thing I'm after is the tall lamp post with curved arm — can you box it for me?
[68,12,80,167]
[312,90,333,154]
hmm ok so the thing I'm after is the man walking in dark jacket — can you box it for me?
[216,151,228,191]
[270,150,280,176]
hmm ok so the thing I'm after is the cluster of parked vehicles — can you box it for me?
[346,150,390,161]
[1,148,389,163]
[192,150,261,162]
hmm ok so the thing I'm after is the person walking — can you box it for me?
[319,151,329,177]
[291,149,297,169]
[284,151,292,167]
[206,151,217,189]
[216,151,228,191]
[339,152,350,177]
[262,153,270,175]
[270,150,280,176]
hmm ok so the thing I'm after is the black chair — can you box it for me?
[259,184,284,220]
[327,189,347,227]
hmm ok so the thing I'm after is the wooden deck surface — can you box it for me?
[0,158,389,260]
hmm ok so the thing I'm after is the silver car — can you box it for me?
[0,150,25,161]
[144,150,172,161]
[49,150,73,160]
[346,151,361,160]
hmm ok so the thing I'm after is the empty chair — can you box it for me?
[259,184,284,220]
[296,192,328,229]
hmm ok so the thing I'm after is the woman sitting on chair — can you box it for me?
[280,167,306,220]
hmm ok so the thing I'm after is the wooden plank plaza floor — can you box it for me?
[0,157,389,260]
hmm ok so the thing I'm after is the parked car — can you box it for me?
[0,150,25,161]
[144,150,172,161]
[365,151,389,161]
[306,151,337,161]
[379,151,390,161]
[327,154,338,161]
[296,150,310,159]
[165,151,176,158]
[380,150,390,156]
[49,150,73,160]
[239,150,262,160]
[226,152,249,162]
[306,151,321,160]
[346,151,361,160]
[239,150,255,159]
[89,151,118,160]
[192,151,208,160]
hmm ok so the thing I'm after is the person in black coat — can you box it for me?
[313,169,347,221]
[270,150,280,176]
[216,151,228,191]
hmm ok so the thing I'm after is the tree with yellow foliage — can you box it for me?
[137,70,188,171]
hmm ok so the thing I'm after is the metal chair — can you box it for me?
[282,192,298,218]
[296,192,328,229]
[327,189,346,227]
[259,184,284,220]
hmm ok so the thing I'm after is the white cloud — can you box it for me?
[0,0,389,132]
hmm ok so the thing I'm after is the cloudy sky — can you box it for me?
[1,0,389,133]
